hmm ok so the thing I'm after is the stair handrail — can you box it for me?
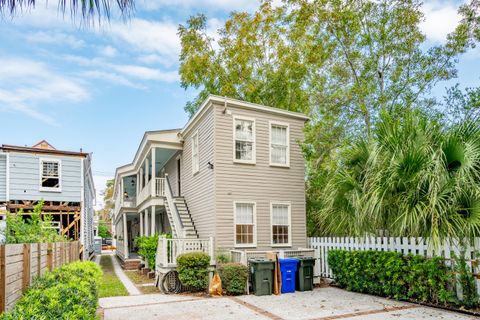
[164,174,186,238]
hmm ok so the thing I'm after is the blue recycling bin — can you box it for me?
[279,258,299,293]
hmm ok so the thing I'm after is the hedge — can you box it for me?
[328,250,456,305]
[177,251,211,290]
[218,263,248,295]
[134,233,171,268]
[1,261,102,320]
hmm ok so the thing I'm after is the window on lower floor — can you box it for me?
[271,203,290,245]
[235,202,255,245]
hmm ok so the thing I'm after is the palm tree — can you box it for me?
[314,109,480,247]
[0,0,134,21]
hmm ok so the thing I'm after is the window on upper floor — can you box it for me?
[234,117,255,164]
[40,159,61,191]
[235,202,256,247]
[270,122,289,167]
[192,131,199,174]
[271,202,291,246]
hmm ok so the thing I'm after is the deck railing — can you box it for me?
[155,178,165,197]
[156,237,214,269]
[137,178,166,205]
[230,248,315,265]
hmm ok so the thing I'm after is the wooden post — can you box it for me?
[47,243,53,271]
[22,244,31,292]
[0,245,6,313]
[37,243,41,276]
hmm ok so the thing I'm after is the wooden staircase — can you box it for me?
[164,197,198,239]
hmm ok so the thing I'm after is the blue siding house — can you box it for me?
[0,140,95,259]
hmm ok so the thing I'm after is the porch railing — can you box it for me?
[137,178,166,205]
[156,237,215,269]
[155,178,165,197]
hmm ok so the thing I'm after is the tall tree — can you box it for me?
[179,0,480,171]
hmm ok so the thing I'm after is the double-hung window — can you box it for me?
[234,117,255,163]
[235,202,256,246]
[271,203,291,246]
[270,122,289,166]
[40,159,61,191]
[192,131,199,174]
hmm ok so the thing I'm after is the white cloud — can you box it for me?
[26,31,85,49]
[137,0,259,12]
[137,54,170,66]
[109,18,180,67]
[99,45,118,57]
[0,58,89,125]
[111,64,179,82]
[80,70,146,89]
[420,2,462,43]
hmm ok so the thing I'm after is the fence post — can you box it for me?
[22,243,31,292]
[47,243,53,271]
[37,243,41,276]
[209,237,214,265]
[0,245,5,313]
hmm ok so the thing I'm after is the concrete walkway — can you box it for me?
[97,253,141,296]
[98,287,477,320]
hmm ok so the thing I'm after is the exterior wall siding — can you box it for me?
[0,154,6,201]
[8,152,82,202]
[163,151,181,197]
[181,107,216,240]
[212,102,307,250]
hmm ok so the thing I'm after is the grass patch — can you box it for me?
[125,270,159,294]
[98,255,129,298]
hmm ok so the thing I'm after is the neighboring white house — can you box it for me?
[113,96,309,268]
[0,140,96,259]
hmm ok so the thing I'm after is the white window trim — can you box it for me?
[270,201,292,247]
[233,201,257,248]
[269,120,290,167]
[232,115,256,164]
[39,158,62,192]
[191,130,200,175]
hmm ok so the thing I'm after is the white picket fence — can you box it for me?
[308,236,480,294]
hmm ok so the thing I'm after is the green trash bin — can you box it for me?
[296,257,316,291]
[249,258,275,296]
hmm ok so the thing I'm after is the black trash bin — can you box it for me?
[296,257,316,291]
[249,258,275,296]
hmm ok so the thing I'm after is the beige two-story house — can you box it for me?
[112,95,309,267]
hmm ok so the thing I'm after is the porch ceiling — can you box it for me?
[155,148,177,171]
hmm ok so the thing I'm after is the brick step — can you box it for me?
[122,259,141,270]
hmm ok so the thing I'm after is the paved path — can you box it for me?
[97,253,141,296]
[98,287,476,320]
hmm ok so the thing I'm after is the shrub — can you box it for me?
[329,250,457,306]
[218,263,248,295]
[177,251,211,289]
[1,261,102,320]
[135,233,171,268]
[215,249,231,264]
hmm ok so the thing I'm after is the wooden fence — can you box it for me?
[308,237,480,296]
[0,241,80,313]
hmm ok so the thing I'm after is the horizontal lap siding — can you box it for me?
[8,152,82,202]
[213,103,307,250]
[164,151,180,197]
[0,154,6,201]
[182,108,216,240]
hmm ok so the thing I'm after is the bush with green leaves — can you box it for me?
[177,251,211,290]
[328,250,461,306]
[1,261,102,319]
[6,201,65,244]
[218,263,248,295]
[134,233,171,268]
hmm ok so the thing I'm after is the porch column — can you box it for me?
[145,158,150,183]
[139,211,144,236]
[151,205,156,235]
[144,208,149,236]
[151,148,156,196]
[123,213,128,259]
[136,173,140,197]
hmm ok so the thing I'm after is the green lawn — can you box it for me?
[98,255,129,298]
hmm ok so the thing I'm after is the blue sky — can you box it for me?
[0,0,479,207]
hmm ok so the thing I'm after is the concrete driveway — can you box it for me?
[98,287,476,320]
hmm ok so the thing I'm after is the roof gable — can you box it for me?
[32,140,56,150]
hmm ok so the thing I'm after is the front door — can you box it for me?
[177,157,181,196]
